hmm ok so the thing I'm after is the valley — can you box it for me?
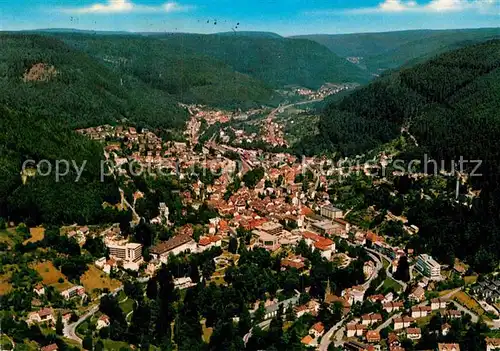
[0,26,499,351]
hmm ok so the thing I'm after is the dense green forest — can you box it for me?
[50,34,277,109]
[294,28,500,74]
[302,40,500,272]
[0,34,189,130]
[119,33,371,88]
[0,105,121,225]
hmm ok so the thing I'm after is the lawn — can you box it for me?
[103,339,131,350]
[453,291,486,317]
[382,258,390,270]
[23,227,45,244]
[1,334,13,350]
[381,277,402,292]
[32,261,73,292]
[416,314,433,328]
[439,289,456,297]
[80,265,122,295]
[464,276,478,285]
[120,298,135,315]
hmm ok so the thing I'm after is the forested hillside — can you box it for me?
[0,34,188,130]
[53,34,277,109]
[294,28,500,74]
[0,105,121,225]
[142,33,371,88]
[305,40,500,271]
[0,33,189,225]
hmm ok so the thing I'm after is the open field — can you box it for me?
[24,227,45,244]
[32,261,73,292]
[382,277,402,292]
[453,291,486,316]
[80,265,122,295]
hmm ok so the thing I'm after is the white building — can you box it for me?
[320,205,344,220]
[27,308,54,325]
[415,254,441,280]
[96,315,110,330]
[61,286,85,300]
[150,235,197,263]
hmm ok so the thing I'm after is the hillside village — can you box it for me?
[2,88,500,351]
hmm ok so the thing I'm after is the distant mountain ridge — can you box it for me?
[292,28,500,74]
[214,31,283,39]
[143,33,371,88]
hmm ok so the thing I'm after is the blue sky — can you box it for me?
[1,0,498,35]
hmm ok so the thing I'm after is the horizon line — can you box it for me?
[2,25,499,38]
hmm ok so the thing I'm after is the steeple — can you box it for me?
[325,278,332,301]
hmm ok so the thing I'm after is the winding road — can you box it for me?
[318,250,383,351]
[63,286,125,344]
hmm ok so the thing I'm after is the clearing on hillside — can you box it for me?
[23,63,58,82]
[32,261,73,292]
[23,227,45,244]
[80,265,122,295]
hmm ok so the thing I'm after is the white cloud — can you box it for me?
[308,0,499,15]
[60,0,192,14]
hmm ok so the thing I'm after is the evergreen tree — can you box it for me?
[83,335,93,350]
[94,340,104,351]
[238,304,252,337]
[228,237,238,254]
[55,312,63,335]
[394,256,411,282]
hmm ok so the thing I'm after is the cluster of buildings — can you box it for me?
[294,83,357,100]
[26,307,72,327]
[471,279,500,302]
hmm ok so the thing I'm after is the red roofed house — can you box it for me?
[197,235,222,252]
[406,327,422,340]
[27,308,54,325]
[366,330,381,343]
[431,298,448,310]
[97,314,110,330]
[438,343,460,351]
[301,335,314,347]
[394,316,414,330]
[294,300,320,318]
[281,256,306,270]
[411,305,431,318]
[383,301,404,313]
[409,286,426,302]
[486,338,500,351]
[41,344,58,351]
[347,323,367,338]
[302,231,335,260]
[361,313,382,326]
[310,322,325,338]
[33,283,45,296]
